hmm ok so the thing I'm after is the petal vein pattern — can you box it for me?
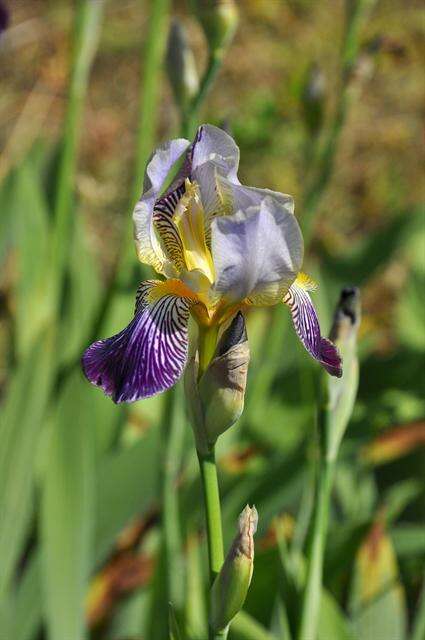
[284,275,342,377]
[82,280,195,403]
[133,138,190,274]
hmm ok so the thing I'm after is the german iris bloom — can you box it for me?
[82,125,342,403]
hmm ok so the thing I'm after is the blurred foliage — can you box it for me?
[0,1,424,639]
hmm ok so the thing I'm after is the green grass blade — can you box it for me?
[40,374,96,640]
[230,611,278,640]
[95,423,160,563]
[50,0,104,312]
[13,553,42,640]
[0,332,54,601]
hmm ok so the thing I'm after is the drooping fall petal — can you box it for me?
[283,273,342,377]
[82,280,196,403]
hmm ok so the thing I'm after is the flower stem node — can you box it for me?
[210,505,258,633]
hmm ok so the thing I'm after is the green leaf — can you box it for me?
[396,270,425,352]
[185,534,207,640]
[95,423,160,563]
[390,525,425,557]
[0,332,54,600]
[40,373,96,640]
[13,163,52,358]
[349,522,407,640]
[318,590,356,640]
[58,209,102,367]
[230,610,278,640]
[169,602,183,640]
[13,553,42,640]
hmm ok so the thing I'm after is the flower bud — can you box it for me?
[166,18,199,111]
[199,312,250,446]
[210,505,258,632]
[191,0,238,59]
[324,287,361,460]
[301,63,326,137]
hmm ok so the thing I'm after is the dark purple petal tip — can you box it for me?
[284,280,343,378]
[320,337,342,378]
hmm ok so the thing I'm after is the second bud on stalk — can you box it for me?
[210,505,258,632]
[185,312,250,453]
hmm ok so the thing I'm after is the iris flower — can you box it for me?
[82,125,342,403]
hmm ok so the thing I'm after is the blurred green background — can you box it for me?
[0,1,424,639]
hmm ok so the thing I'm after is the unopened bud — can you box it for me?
[199,312,249,446]
[191,0,238,59]
[210,505,258,632]
[301,63,326,137]
[166,19,199,111]
[325,287,361,460]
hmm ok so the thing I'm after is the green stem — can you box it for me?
[302,0,374,244]
[197,449,224,584]
[50,0,104,313]
[195,326,226,639]
[181,52,223,138]
[298,456,336,640]
[161,386,185,609]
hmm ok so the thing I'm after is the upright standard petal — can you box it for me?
[82,280,196,403]
[283,273,342,377]
[133,138,190,273]
[190,124,240,182]
[211,196,303,304]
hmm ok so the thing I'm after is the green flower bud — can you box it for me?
[210,505,258,633]
[324,287,361,460]
[166,18,199,111]
[185,313,249,454]
[199,312,249,446]
[301,63,326,137]
[191,0,238,59]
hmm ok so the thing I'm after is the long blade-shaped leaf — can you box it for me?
[40,374,96,640]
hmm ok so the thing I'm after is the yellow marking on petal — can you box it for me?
[174,179,216,285]
[295,272,318,291]
[146,278,198,304]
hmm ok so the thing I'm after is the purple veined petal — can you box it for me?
[133,138,190,274]
[82,280,195,403]
[283,275,342,377]
[211,196,303,303]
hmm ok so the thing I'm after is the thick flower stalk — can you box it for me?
[82,124,342,404]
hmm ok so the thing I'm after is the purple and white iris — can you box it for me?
[82,125,342,403]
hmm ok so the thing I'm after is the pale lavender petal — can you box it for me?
[193,161,295,233]
[284,282,342,377]
[210,196,303,302]
[82,281,192,403]
[133,138,190,272]
[188,124,240,183]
